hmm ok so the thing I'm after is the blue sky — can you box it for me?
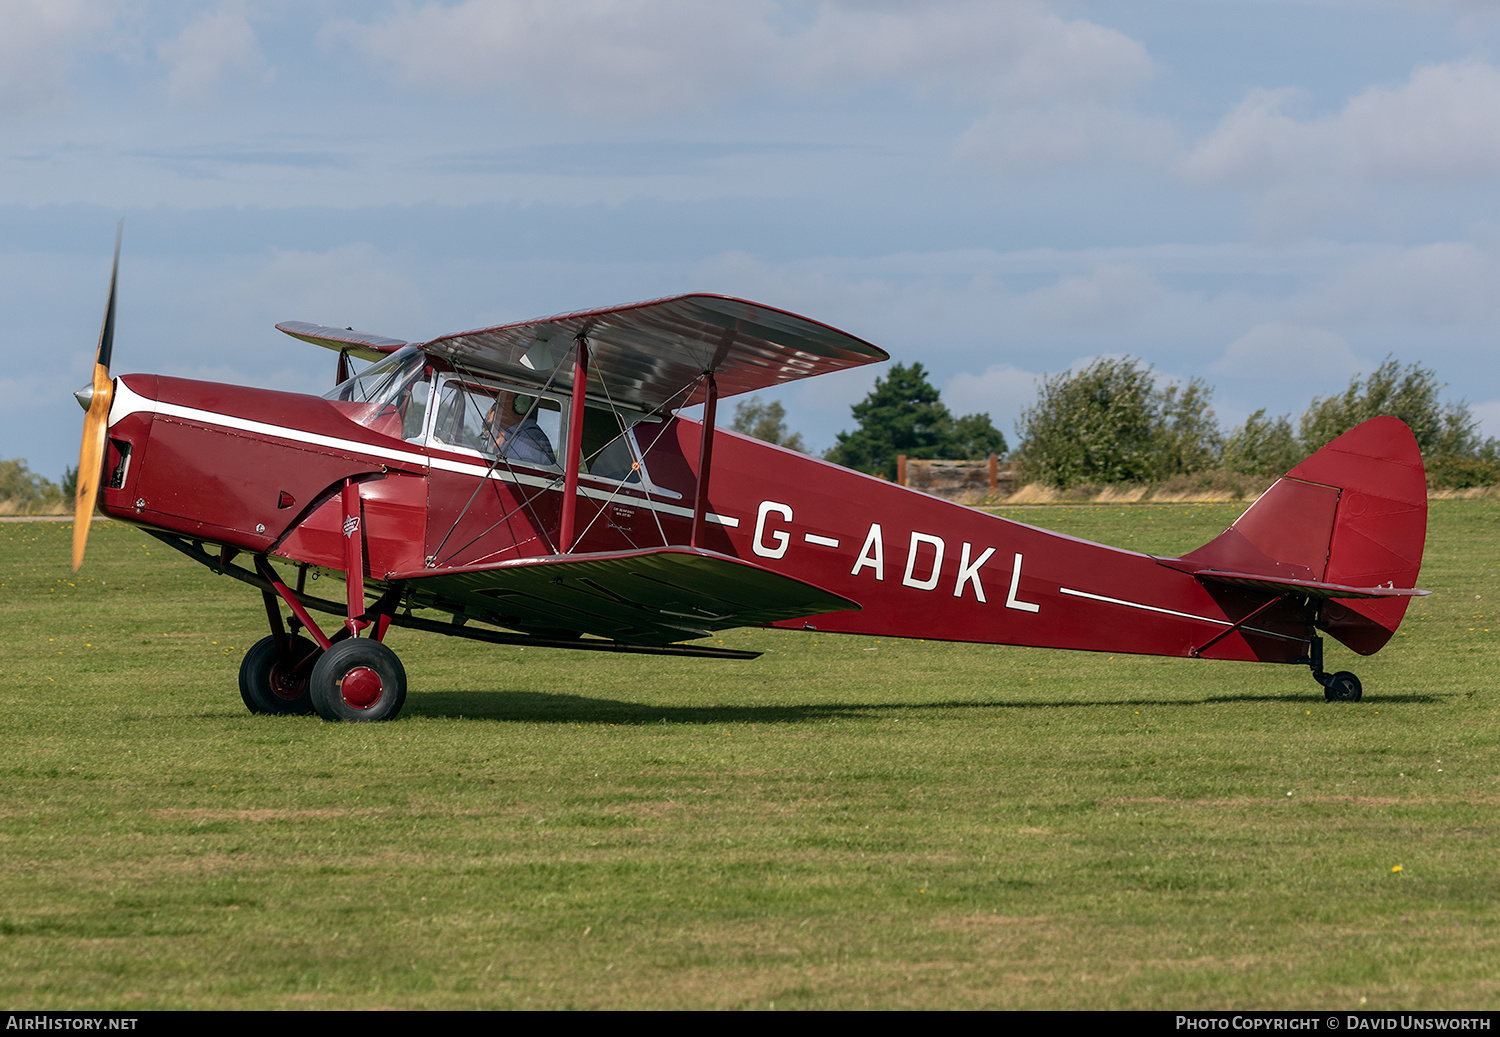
[4,0,1500,481]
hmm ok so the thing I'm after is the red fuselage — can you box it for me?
[100,370,1326,665]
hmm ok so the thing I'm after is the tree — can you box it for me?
[824,362,1005,480]
[949,412,1008,461]
[1297,357,1500,488]
[729,396,805,453]
[1222,409,1302,477]
[1298,357,1474,458]
[1015,357,1221,488]
[1156,379,1223,476]
[0,458,62,508]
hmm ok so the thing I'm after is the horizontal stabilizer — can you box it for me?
[391,546,861,645]
[1190,569,1430,600]
[276,321,408,360]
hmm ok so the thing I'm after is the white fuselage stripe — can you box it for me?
[109,383,739,528]
[1059,586,1230,626]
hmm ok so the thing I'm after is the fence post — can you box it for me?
[989,454,998,495]
[897,454,907,487]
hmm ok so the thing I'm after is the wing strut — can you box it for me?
[691,372,719,548]
[558,334,590,553]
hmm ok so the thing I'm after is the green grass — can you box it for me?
[1,504,1497,1009]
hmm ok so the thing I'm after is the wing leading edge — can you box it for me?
[390,547,861,645]
[275,322,409,360]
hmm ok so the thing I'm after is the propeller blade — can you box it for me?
[72,222,122,572]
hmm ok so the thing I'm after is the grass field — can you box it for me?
[1,503,1496,1010]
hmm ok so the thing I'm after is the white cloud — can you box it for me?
[1020,264,1164,326]
[789,0,1153,105]
[1291,242,1500,326]
[241,244,425,336]
[955,103,1174,173]
[1342,60,1500,180]
[1211,323,1361,384]
[157,3,269,105]
[0,0,115,116]
[1186,60,1500,187]
[329,0,778,120]
[332,0,1166,171]
[1183,87,1316,188]
[944,363,1039,429]
[791,0,1169,173]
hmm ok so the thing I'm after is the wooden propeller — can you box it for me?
[72,222,121,572]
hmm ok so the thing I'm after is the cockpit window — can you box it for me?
[324,346,430,440]
[580,407,641,484]
[429,374,563,471]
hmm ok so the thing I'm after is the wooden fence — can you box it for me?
[895,455,1018,503]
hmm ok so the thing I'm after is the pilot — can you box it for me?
[486,390,557,467]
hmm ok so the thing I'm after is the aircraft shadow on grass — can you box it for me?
[402,688,1442,725]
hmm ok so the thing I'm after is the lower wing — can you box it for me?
[390,547,860,644]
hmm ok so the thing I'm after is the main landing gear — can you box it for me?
[242,533,410,722]
[1303,634,1363,702]
[239,633,409,721]
[308,639,407,722]
[239,634,320,715]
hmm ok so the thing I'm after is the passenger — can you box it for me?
[486,391,557,467]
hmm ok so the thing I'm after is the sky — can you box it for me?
[4,0,1500,482]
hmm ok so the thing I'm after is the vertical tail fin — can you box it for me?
[1177,416,1427,655]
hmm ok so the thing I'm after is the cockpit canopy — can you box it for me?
[323,345,429,440]
[322,345,646,486]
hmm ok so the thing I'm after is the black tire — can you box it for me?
[309,639,407,722]
[239,635,320,715]
[1324,670,1363,702]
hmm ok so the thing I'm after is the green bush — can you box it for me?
[0,458,64,511]
[1222,409,1302,478]
[1426,454,1500,490]
[1014,358,1220,489]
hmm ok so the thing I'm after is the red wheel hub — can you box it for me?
[340,666,383,709]
[269,664,306,701]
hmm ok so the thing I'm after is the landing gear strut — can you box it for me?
[1304,634,1363,702]
[245,480,410,722]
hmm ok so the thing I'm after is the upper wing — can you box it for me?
[275,322,408,360]
[410,294,888,413]
[390,546,861,645]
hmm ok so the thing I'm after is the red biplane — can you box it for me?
[73,232,1428,720]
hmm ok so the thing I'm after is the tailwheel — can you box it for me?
[1304,633,1364,703]
[1323,670,1363,703]
[239,635,320,715]
[309,639,407,722]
